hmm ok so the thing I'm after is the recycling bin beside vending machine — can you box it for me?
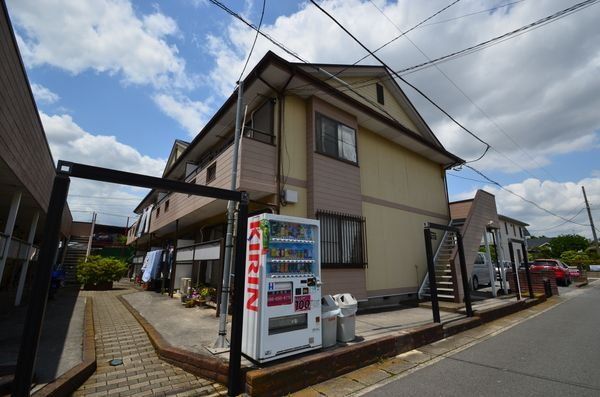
[242,214,322,363]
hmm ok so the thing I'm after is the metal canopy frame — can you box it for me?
[13,161,249,396]
[423,222,473,323]
[507,237,534,300]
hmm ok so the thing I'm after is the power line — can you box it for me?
[309,0,490,163]
[237,0,266,82]
[529,207,586,232]
[366,0,556,181]
[289,0,462,95]
[207,0,428,141]
[398,0,600,75]
[419,0,528,28]
[447,172,489,184]
[465,165,593,228]
[345,0,599,90]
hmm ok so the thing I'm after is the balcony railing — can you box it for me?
[0,233,39,261]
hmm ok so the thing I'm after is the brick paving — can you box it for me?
[75,285,226,396]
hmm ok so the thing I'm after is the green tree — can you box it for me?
[549,234,589,257]
[560,250,589,265]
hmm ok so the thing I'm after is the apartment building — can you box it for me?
[127,51,462,304]
[0,2,72,309]
[498,214,529,265]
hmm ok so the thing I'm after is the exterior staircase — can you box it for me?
[418,221,463,302]
[63,236,88,285]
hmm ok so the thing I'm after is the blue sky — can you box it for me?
[6,0,600,237]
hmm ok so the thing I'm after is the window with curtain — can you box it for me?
[315,113,357,163]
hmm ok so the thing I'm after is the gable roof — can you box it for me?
[162,139,189,177]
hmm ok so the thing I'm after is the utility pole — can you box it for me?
[215,81,244,348]
[582,186,599,255]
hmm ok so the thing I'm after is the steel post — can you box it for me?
[424,228,440,323]
[522,241,534,299]
[227,193,249,396]
[13,175,70,396]
[508,245,521,300]
[456,232,473,317]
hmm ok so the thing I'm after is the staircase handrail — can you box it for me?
[418,220,453,299]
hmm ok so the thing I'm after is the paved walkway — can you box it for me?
[75,285,226,396]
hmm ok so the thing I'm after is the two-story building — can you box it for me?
[127,51,463,306]
[0,3,72,310]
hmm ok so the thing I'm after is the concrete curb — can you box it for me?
[33,297,96,397]
[117,295,231,384]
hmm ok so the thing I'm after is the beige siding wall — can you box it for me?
[358,128,449,295]
[363,201,448,294]
[359,128,448,216]
[282,95,307,182]
[328,77,420,134]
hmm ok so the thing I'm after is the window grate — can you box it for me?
[316,210,367,268]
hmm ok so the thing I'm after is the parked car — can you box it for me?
[472,252,492,290]
[530,259,571,286]
[495,260,513,280]
[567,266,581,279]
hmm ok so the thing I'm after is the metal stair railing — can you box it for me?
[418,220,453,299]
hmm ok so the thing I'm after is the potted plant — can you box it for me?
[200,287,217,302]
[77,255,128,290]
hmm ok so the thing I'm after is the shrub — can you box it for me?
[77,255,128,288]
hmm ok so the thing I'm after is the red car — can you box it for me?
[530,259,571,286]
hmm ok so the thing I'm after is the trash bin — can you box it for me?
[180,278,192,301]
[321,295,341,348]
[334,293,358,342]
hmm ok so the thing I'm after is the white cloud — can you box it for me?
[451,177,600,238]
[204,0,600,175]
[40,111,166,225]
[152,94,213,137]
[31,83,59,104]
[8,0,193,89]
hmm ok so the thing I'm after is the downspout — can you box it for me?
[276,94,284,214]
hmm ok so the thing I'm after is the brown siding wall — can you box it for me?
[238,137,277,195]
[449,200,473,220]
[0,7,55,212]
[306,97,362,217]
[306,96,367,300]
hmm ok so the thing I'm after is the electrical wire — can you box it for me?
[347,0,599,86]
[419,0,528,28]
[289,0,462,94]
[529,207,586,232]
[237,0,266,83]
[365,0,556,181]
[207,0,421,139]
[465,165,593,228]
[309,0,490,163]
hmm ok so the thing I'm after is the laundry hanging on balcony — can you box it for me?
[135,204,154,238]
[141,249,163,283]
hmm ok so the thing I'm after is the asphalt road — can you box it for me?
[366,281,600,397]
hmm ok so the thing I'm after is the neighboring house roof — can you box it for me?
[162,139,190,177]
[134,51,463,213]
[498,214,529,227]
[527,237,552,249]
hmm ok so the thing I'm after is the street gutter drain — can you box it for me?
[109,359,123,366]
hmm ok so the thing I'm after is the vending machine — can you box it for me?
[242,214,322,363]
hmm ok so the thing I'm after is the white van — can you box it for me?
[472,252,492,290]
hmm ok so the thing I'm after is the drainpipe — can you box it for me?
[215,81,244,348]
[15,211,39,306]
[0,191,22,282]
